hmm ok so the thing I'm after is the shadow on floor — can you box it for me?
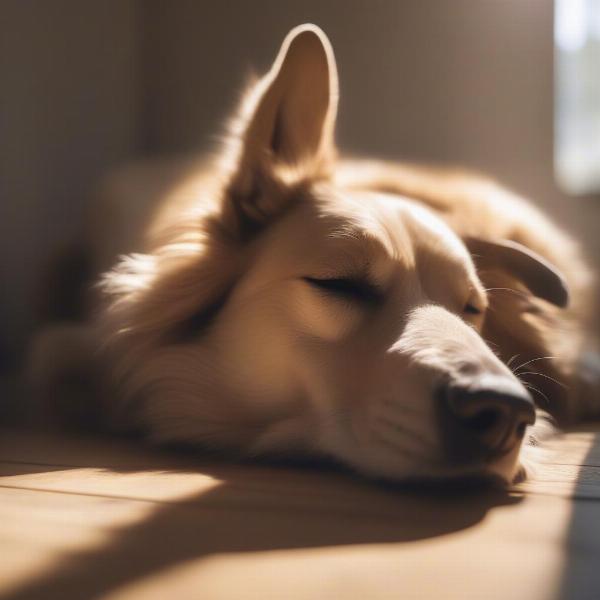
[558,428,600,600]
[0,430,523,600]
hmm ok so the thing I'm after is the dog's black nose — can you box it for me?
[442,377,536,462]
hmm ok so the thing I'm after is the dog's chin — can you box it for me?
[358,443,527,489]
[425,462,522,489]
[380,459,524,490]
[376,416,556,489]
[385,471,514,492]
[400,427,555,489]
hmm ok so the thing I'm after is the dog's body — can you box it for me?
[31,25,598,484]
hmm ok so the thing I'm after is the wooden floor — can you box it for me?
[0,426,599,600]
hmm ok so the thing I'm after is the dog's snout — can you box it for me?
[442,377,536,462]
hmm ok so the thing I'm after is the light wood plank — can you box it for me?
[0,427,598,599]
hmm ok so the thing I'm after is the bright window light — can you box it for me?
[555,0,600,195]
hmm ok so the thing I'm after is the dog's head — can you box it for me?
[103,25,568,484]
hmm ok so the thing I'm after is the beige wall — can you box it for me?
[141,1,600,232]
[2,0,598,367]
[0,1,140,367]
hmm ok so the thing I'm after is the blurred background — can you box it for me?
[1,0,600,379]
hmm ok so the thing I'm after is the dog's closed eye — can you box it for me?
[464,303,482,315]
[303,276,383,304]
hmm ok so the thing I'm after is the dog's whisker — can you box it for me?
[518,371,568,390]
[521,381,551,406]
[483,338,500,350]
[513,356,556,375]
[506,354,521,369]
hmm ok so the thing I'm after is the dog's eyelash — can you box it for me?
[303,277,382,303]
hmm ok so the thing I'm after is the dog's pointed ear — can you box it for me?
[465,237,570,308]
[244,23,338,168]
[225,24,338,233]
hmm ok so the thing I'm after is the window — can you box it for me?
[555,0,600,195]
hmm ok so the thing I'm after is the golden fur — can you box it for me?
[31,25,599,484]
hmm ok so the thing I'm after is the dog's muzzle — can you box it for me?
[439,375,536,464]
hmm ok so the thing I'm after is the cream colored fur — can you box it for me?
[30,25,598,484]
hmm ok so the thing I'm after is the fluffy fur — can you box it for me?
[30,25,599,484]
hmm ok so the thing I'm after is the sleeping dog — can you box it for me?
[31,24,598,484]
